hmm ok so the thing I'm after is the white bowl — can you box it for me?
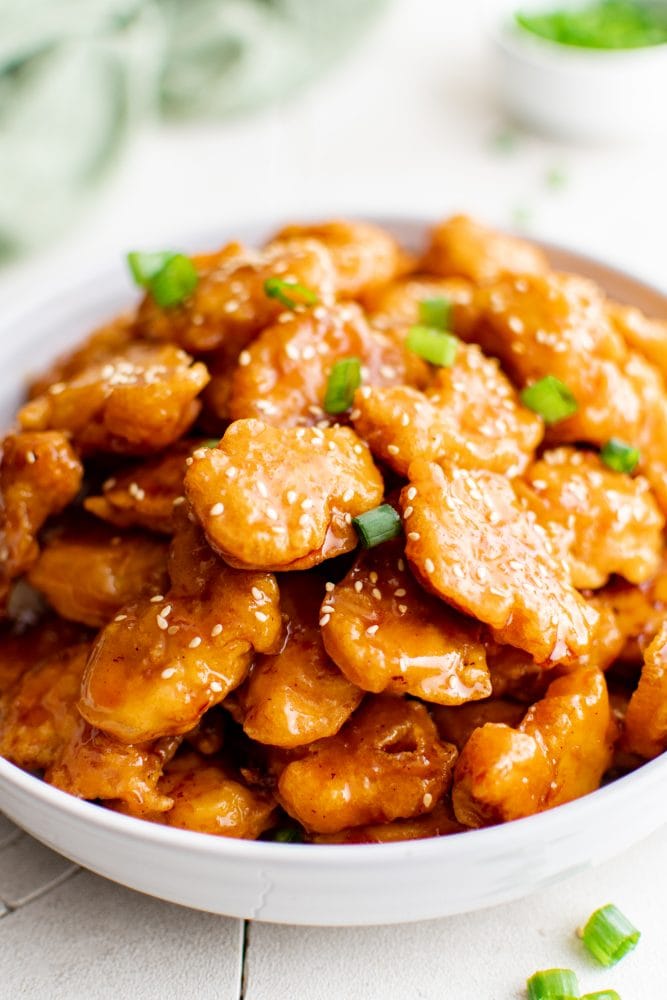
[1,216,667,926]
[487,0,667,141]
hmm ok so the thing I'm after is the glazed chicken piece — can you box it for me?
[352,343,543,478]
[432,698,526,752]
[136,238,336,355]
[229,302,428,428]
[0,643,90,771]
[28,522,169,628]
[239,575,362,748]
[609,301,667,381]
[0,431,83,604]
[28,315,136,399]
[47,718,178,814]
[277,697,457,834]
[452,667,616,826]
[0,616,89,695]
[269,219,411,298]
[78,517,283,743]
[522,448,664,590]
[185,419,384,571]
[19,343,209,455]
[148,752,277,838]
[402,461,598,664]
[312,802,465,843]
[623,621,667,758]
[594,563,667,665]
[422,215,548,285]
[84,440,200,534]
[364,274,478,338]
[320,539,492,704]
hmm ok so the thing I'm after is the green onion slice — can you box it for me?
[352,504,402,549]
[127,250,198,308]
[600,438,640,475]
[520,375,577,425]
[406,325,459,367]
[582,903,640,967]
[527,968,579,1000]
[580,992,622,999]
[323,357,362,414]
[264,276,318,310]
[270,826,304,843]
[418,296,452,329]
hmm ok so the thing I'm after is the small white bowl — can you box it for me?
[1,216,667,926]
[488,0,667,141]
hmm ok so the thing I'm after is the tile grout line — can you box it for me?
[0,865,82,918]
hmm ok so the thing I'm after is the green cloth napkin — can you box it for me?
[0,0,387,256]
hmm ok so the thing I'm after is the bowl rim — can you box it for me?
[1,212,667,866]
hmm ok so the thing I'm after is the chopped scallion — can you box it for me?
[323,357,362,414]
[270,826,304,843]
[600,438,640,475]
[526,968,579,1000]
[406,325,459,367]
[581,991,622,999]
[127,250,198,308]
[418,296,452,329]
[264,276,318,310]
[352,504,402,549]
[581,903,640,967]
[520,375,577,424]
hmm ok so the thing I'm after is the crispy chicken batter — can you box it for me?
[422,215,548,285]
[623,621,667,759]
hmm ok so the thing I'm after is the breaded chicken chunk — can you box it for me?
[185,419,383,571]
[422,215,548,285]
[320,539,491,704]
[452,667,615,826]
[402,461,598,663]
[277,697,457,834]
[623,621,667,758]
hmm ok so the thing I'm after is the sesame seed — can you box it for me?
[257,482,268,498]
[380,364,397,379]
[210,681,223,693]
[398,604,408,615]
[161,604,172,617]
[400,413,410,427]
[49,382,65,395]
[211,623,224,636]
[353,444,363,455]
[167,625,179,636]
[369,572,378,584]
[301,498,313,510]
[344,513,352,524]
[371,587,382,600]
[403,506,413,519]
[354,580,363,593]
[397,558,405,572]
[319,614,331,627]
[302,345,316,360]
[103,477,116,490]
[25,450,36,464]
[210,502,224,516]
[387,444,400,456]
[286,490,298,504]
[350,409,361,421]
[285,343,300,361]
[238,350,251,366]
[320,603,335,614]
[298,513,310,527]
[192,448,207,460]
[188,636,202,649]
[407,531,420,541]
[251,586,264,601]
[225,466,237,479]
[422,793,433,808]
[255,611,269,623]
[156,615,168,630]
[452,564,464,579]
[476,566,488,581]
[406,486,417,501]
[150,594,165,603]
[343,489,354,503]
[185,456,193,466]
[394,588,406,598]
[266,507,278,521]
[161,667,176,679]
[366,624,379,636]
[424,558,435,574]
[173,496,186,506]
[114,614,128,622]
[325,582,335,593]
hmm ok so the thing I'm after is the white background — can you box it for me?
[1,0,666,996]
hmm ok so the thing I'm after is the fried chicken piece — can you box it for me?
[0,616,89,695]
[312,802,465,843]
[452,667,616,826]
[320,539,491,704]
[19,343,209,455]
[609,301,667,381]
[78,517,282,743]
[432,698,526,751]
[84,440,200,534]
[523,448,664,590]
[364,274,478,339]
[47,718,178,814]
[422,215,548,285]
[270,220,411,298]
[150,752,277,838]
[352,343,543,478]
[229,302,428,428]
[185,419,384,571]
[0,431,83,604]
[239,575,362,748]
[277,697,457,834]
[136,239,336,355]
[28,523,169,628]
[402,461,598,664]
[0,643,90,771]
[28,315,135,398]
[594,563,667,665]
[623,621,667,758]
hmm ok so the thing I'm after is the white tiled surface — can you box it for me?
[2,0,667,996]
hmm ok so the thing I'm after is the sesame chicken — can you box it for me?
[422,215,548,285]
[623,621,667,759]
